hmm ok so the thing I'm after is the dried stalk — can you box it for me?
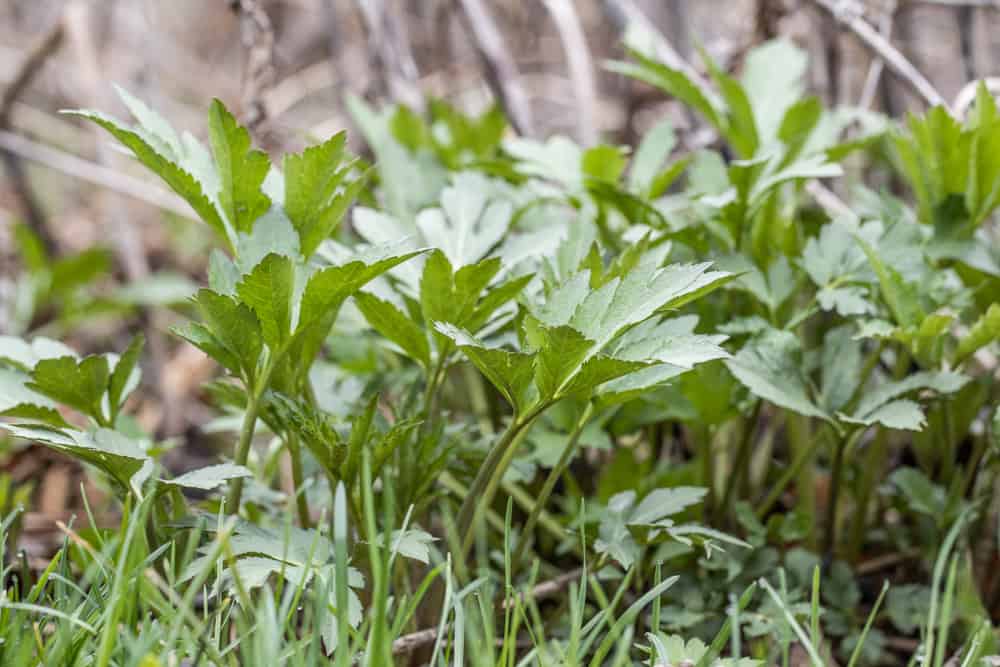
[229,0,278,130]
[807,0,948,110]
[352,0,424,109]
[858,0,897,110]
[456,0,535,136]
[0,16,64,254]
[542,0,598,144]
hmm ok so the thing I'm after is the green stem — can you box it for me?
[719,402,761,520]
[286,433,312,528]
[848,427,886,561]
[457,402,550,557]
[824,427,863,564]
[226,394,259,513]
[755,425,828,518]
[512,403,593,569]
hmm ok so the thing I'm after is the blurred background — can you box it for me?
[0,0,995,554]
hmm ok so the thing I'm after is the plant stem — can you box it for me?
[848,426,886,560]
[755,425,828,518]
[719,402,761,520]
[226,392,261,514]
[457,402,549,557]
[824,427,863,565]
[512,403,593,569]
[286,432,312,528]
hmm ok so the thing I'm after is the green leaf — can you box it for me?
[607,49,722,134]
[741,39,809,147]
[283,132,364,256]
[298,247,425,333]
[582,144,628,183]
[386,528,436,564]
[725,328,830,421]
[164,463,252,490]
[207,99,271,234]
[628,487,707,525]
[0,368,68,427]
[189,289,263,379]
[0,336,77,371]
[953,302,1000,365]
[27,355,110,422]
[525,321,595,399]
[236,253,295,350]
[849,370,968,420]
[415,172,511,267]
[858,238,924,328]
[820,325,861,414]
[434,323,535,412]
[0,424,149,495]
[354,292,430,368]
[108,334,144,420]
[65,108,230,247]
[629,118,676,195]
[842,399,926,431]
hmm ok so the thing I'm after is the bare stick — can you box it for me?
[603,0,712,93]
[807,0,948,110]
[0,17,64,254]
[0,130,194,218]
[908,0,999,6]
[542,0,598,144]
[352,0,424,109]
[858,0,896,110]
[456,0,535,136]
[229,0,278,130]
[953,77,1000,118]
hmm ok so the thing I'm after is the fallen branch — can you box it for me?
[351,0,424,110]
[857,0,896,109]
[0,130,194,219]
[542,0,598,144]
[229,0,278,130]
[456,0,535,136]
[807,0,948,110]
[0,16,64,254]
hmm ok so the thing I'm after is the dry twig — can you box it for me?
[456,0,535,136]
[542,0,598,144]
[0,130,194,218]
[0,16,64,254]
[352,0,424,110]
[807,0,948,110]
[857,0,896,109]
[229,0,278,130]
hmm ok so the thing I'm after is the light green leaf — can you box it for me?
[108,334,144,419]
[164,463,252,490]
[415,172,511,267]
[434,322,534,412]
[629,118,676,194]
[207,99,271,234]
[189,289,263,378]
[354,292,430,368]
[0,424,149,494]
[725,328,829,421]
[65,108,230,246]
[953,302,1000,365]
[283,132,364,256]
[629,487,707,525]
[27,355,110,422]
[842,399,926,431]
[236,253,295,349]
